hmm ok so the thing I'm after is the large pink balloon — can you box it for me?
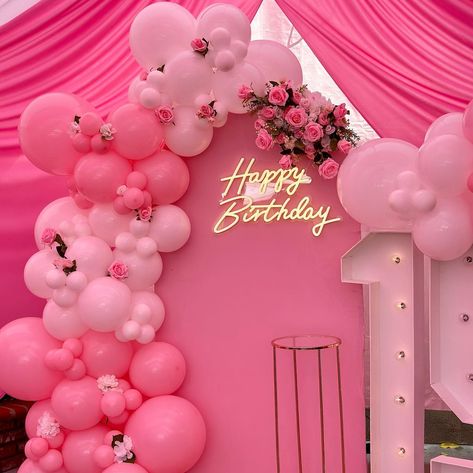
[77,277,131,332]
[130,292,165,331]
[109,104,163,160]
[134,151,189,205]
[0,317,63,400]
[413,197,473,261]
[43,301,88,341]
[25,399,57,439]
[148,205,191,253]
[424,112,464,142]
[24,250,56,299]
[245,40,303,86]
[125,396,206,473]
[51,376,103,430]
[62,425,108,473]
[212,62,265,113]
[103,464,149,473]
[80,331,133,378]
[164,107,213,157]
[88,204,134,246]
[19,459,68,473]
[18,93,94,175]
[337,138,418,230]
[74,151,132,203]
[129,342,186,397]
[130,2,196,70]
[464,99,473,143]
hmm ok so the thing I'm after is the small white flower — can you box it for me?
[37,411,60,438]
[114,435,134,463]
[70,121,81,134]
[97,374,122,393]
[100,123,116,141]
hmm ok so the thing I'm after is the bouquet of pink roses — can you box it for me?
[239,81,359,179]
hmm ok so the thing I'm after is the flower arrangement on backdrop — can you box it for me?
[240,81,359,178]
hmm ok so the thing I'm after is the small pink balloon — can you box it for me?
[131,304,152,324]
[25,441,38,461]
[80,112,103,136]
[122,320,141,340]
[72,133,91,153]
[148,205,191,252]
[73,193,94,209]
[38,449,63,472]
[46,269,67,290]
[104,430,122,445]
[124,389,143,411]
[89,203,134,246]
[123,188,145,210]
[129,220,150,238]
[63,338,83,357]
[30,438,49,458]
[103,462,149,473]
[464,99,473,143]
[425,112,464,141]
[113,196,131,215]
[90,134,111,153]
[65,271,88,292]
[115,232,137,252]
[24,249,56,299]
[136,237,157,257]
[101,391,126,417]
[64,359,87,380]
[19,459,68,473]
[43,301,88,341]
[52,287,78,308]
[107,410,129,427]
[215,49,235,71]
[47,432,65,449]
[412,189,437,213]
[49,348,74,371]
[388,189,412,215]
[130,292,165,331]
[126,171,147,189]
[93,445,115,469]
[140,88,161,109]
[137,324,155,344]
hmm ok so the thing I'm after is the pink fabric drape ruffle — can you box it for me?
[275,0,473,146]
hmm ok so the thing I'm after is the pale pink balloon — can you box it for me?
[109,104,163,160]
[24,250,56,299]
[164,51,212,106]
[66,236,113,280]
[112,250,163,291]
[43,301,88,341]
[18,93,94,175]
[418,134,473,196]
[19,459,68,473]
[74,151,132,203]
[463,99,473,143]
[164,106,213,157]
[128,76,148,104]
[130,292,165,331]
[25,399,57,439]
[413,197,473,261]
[130,2,196,70]
[212,62,265,113]
[103,463,149,473]
[77,278,131,332]
[337,138,418,230]
[62,424,109,473]
[88,204,134,246]
[125,396,206,473]
[424,112,464,142]
[134,150,190,204]
[0,317,63,401]
[80,331,133,378]
[139,88,161,110]
[51,376,103,430]
[148,205,191,252]
[245,40,303,86]
[129,342,186,397]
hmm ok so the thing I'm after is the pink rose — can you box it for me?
[54,258,74,270]
[41,228,57,246]
[299,97,311,110]
[334,117,347,127]
[198,104,214,118]
[275,133,286,144]
[268,86,289,106]
[318,158,339,180]
[321,135,331,149]
[318,112,330,126]
[191,38,207,53]
[238,85,254,100]
[285,107,308,128]
[292,90,303,104]
[108,261,128,280]
[254,118,265,131]
[304,144,315,157]
[260,106,276,120]
[294,129,304,139]
[337,139,352,154]
[325,125,336,135]
[279,155,292,169]
[333,103,347,118]
[139,206,152,221]
[255,129,273,151]
[156,105,174,124]
[303,122,323,142]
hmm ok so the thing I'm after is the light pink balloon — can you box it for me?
[25,400,57,439]
[245,40,303,86]
[19,459,68,473]
[24,250,56,299]
[128,76,148,104]
[103,463,149,473]
[130,292,165,331]
[212,62,265,113]
[109,104,163,160]
[130,2,196,70]
[148,205,191,252]
[43,301,88,341]
[413,197,473,261]
[62,424,109,473]
[125,396,206,473]
[51,376,103,430]
[418,134,473,196]
[463,99,473,143]
[66,236,113,280]
[18,93,94,175]
[80,331,133,378]
[129,342,186,397]
[0,317,63,401]
[164,106,213,157]
[134,150,189,205]
[74,151,132,203]
[88,204,134,246]
[77,277,131,332]
[424,112,464,142]
[337,138,418,230]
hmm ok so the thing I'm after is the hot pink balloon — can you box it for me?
[62,425,108,473]
[109,104,163,160]
[74,151,132,203]
[125,396,206,473]
[134,150,189,205]
[164,106,213,157]
[51,376,103,430]
[101,391,126,417]
[88,203,134,246]
[103,464,149,473]
[463,99,473,143]
[130,292,165,331]
[18,459,68,473]
[148,205,191,253]
[424,112,464,141]
[24,250,56,299]
[77,277,131,332]
[43,301,88,341]
[80,331,133,378]
[0,317,63,401]
[129,342,186,397]
[18,93,94,175]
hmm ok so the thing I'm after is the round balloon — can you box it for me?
[148,205,191,252]
[130,292,165,331]
[103,464,149,473]
[43,301,88,341]
[18,459,68,473]
[424,112,464,142]
[464,99,473,143]
[24,250,56,299]
[88,204,134,246]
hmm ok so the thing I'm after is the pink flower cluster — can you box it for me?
[196,102,217,123]
[240,81,359,179]
[191,37,209,56]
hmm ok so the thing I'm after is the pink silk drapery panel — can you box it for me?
[275,0,473,146]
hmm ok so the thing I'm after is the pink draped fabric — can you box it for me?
[275,0,473,146]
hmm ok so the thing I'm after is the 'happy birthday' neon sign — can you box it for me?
[214,157,341,237]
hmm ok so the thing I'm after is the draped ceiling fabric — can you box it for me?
[275,0,473,147]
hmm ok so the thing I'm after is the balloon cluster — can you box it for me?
[337,100,473,261]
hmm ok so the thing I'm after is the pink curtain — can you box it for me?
[275,0,473,146]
